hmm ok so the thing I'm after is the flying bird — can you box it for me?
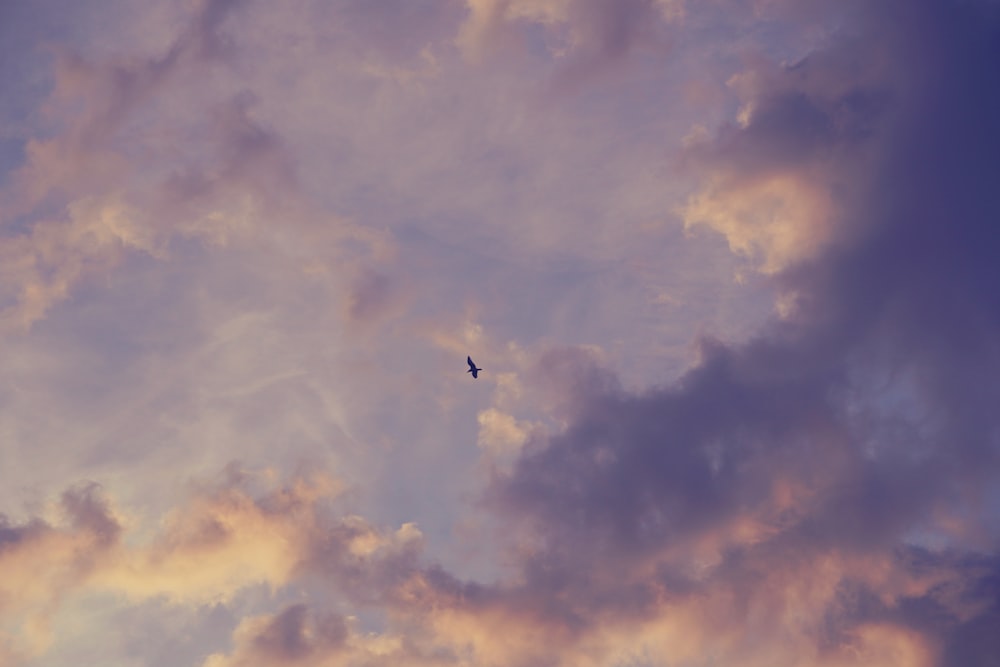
[467,356,482,379]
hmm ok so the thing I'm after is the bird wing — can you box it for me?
[467,356,475,369]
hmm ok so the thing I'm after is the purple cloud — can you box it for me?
[486,0,1000,660]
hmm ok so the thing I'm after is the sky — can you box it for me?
[0,0,998,665]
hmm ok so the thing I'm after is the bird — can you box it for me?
[467,356,482,379]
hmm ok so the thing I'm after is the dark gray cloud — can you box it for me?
[485,0,1000,658]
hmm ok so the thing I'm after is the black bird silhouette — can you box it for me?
[467,356,482,379]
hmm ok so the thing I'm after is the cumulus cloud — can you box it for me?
[0,484,121,657]
[483,0,1000,663]
[477,407,531,455]
[679,34,891,274]
[0,466,441,660]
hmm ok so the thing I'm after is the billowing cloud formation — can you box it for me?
[488,0,1000,664]
[1,0,999,665]
[0,467,434,661]
[0,484,120,657]
[680,22,889,273]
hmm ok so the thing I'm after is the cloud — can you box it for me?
[681,170,838,274]
[679,34,892,274]
[345,268,399,326]
[89,467,329,604]
[477,407,532,455]
[482,0,1000,662]
[202,603,437,667]
[0,0,331,331]
[213,603,348,665]
[0,465,438,661]
[2,0,999,665]
[0,484,121,657]
[458,0,681,67]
